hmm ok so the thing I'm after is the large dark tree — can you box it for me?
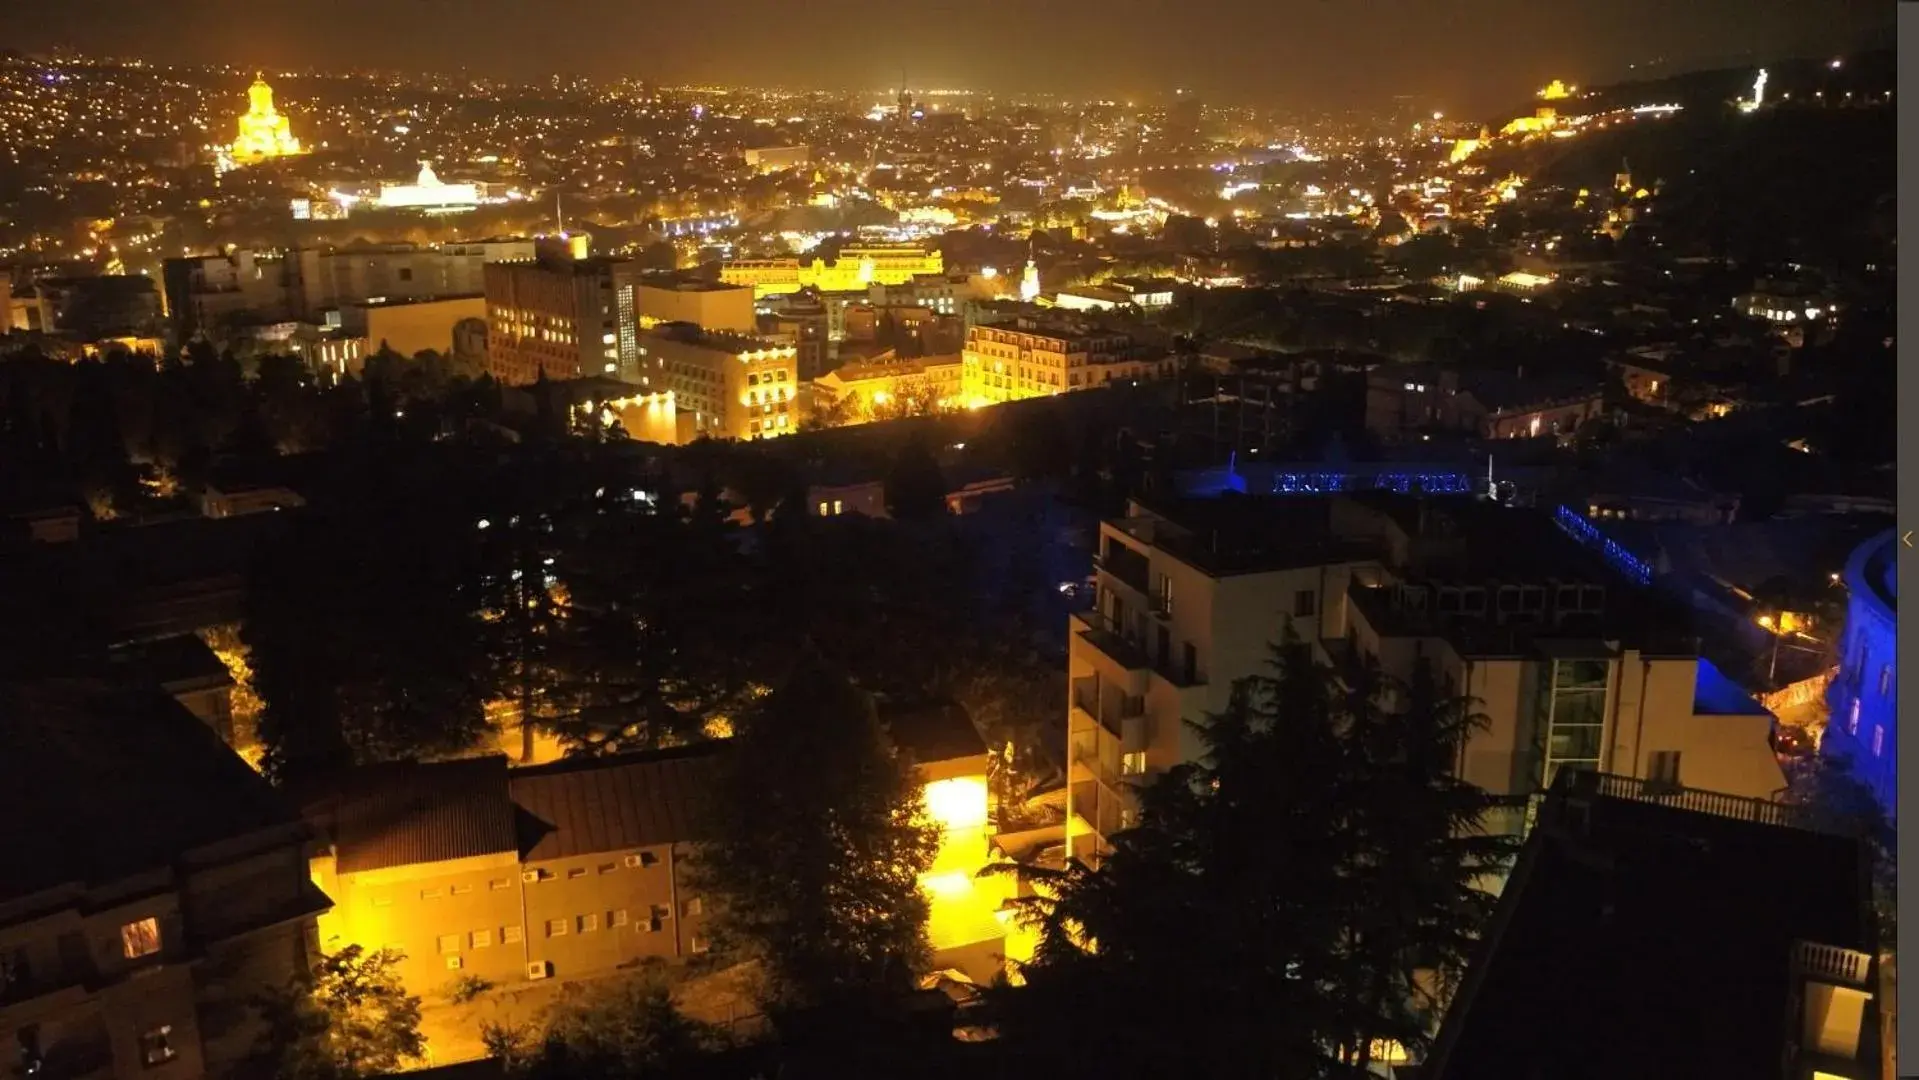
[882,435,947,521]
[245,484,493,782]
[994,637,1514,1077]
[691,654,939,1013]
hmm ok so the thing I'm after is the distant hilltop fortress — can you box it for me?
[217,74,305,173]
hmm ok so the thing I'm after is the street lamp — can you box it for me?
[1755,613,1825,686]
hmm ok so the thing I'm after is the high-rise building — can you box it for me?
[483,257,638,386]
[1165,89,1202,148]
[1065,494,1788,864]
[641,323,797,441]
[960,314,1175,408]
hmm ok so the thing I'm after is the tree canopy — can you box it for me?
[993,636,1516,1076]
[691,653,939,1014]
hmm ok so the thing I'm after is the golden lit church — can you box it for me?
[219,74,305,172]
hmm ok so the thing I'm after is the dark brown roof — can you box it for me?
[510,743,720,862]
[107,633,233,691]
[0,681,301,903]
[880,700,987,766]
[319,756,519,874]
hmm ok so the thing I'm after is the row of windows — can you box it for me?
[383,854,664,906]
[745,370,789,386]
[431,899,706,956]
[748,415,790,434]
[1844,699,1889,758]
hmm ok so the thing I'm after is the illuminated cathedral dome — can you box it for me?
[228,74,305,168]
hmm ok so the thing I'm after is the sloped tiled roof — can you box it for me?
[322,756,519,874]
[881,700,987,766]
[509,743,721,862]
[0,681,301,903]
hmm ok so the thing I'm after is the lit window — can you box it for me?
[817,501,830,516]
[597,863,617,875]
[832,499,843,514]
[502,925,524,945]
[578,913,599,933]
[470,929,493,949]
[566,867,586,880]
[1121,751,1147,776]
[1879,665,1892,698]
[545,919,568,938]
[1873,725,1885,757]
[1850,698,1861,735]
[120,917,161,960]
[682,898,703,918]
[140,1025,175,1067]
[437,934,461,955]
[610,909,628,927]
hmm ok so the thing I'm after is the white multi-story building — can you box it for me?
[1065,494,1788,863]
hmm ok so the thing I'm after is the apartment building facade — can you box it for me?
[961,317,1176,408]
[1,684,330,1080]
[302,748,719,1002]
[483,258,638,386]
[641,323,798,441]
[1066,494,1789,862]
[303,704,1012,1005]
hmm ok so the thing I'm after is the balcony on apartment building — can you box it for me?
[1787,940,1879,1079]
[1093,533,1152,597]
[1067,674,1148,856]
[1073,608,1151,677]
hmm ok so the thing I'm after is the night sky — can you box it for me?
[0,0,1891,111]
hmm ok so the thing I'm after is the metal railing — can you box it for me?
[1077,611,1150,671]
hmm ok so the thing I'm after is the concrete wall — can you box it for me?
[314,840,710,1000]
[360,296,488,359]
[635,283,755,334]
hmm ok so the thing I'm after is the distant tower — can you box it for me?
[1614,158,1632,193]
[1020,244,1041,303]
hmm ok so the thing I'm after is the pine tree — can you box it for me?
[997,634,1516,1076]
[690,653,939,1014]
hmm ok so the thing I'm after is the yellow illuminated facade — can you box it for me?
[811,356,964,424]
[720,246,945,299]
[1539,79,1575,101]
[1500,107,1558,137]
[961,322,1175,408]
[915,757,1015,982]
[643,327,797,440]
[227,74,305,168]
[568,390,680,445]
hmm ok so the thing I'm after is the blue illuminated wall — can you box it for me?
[1552,506,1654,586]
[1177,463,1473,498]
[1825,529,1898,821]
